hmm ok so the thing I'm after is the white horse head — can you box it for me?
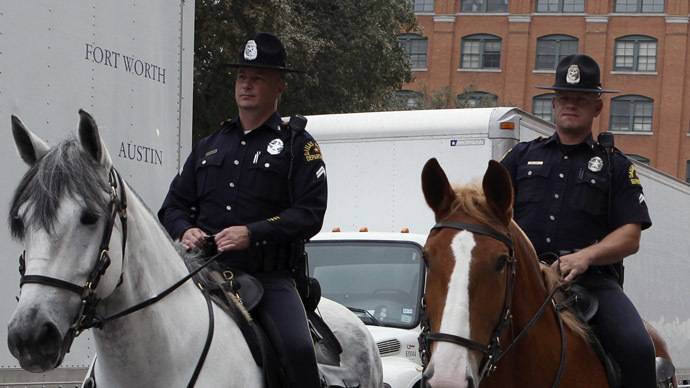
[8,111,124,372]
[7,110,384,387]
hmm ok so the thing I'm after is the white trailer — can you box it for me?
[0,1,194,385]
[304,107,690,387]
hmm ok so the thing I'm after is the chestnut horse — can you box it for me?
[418,158,675,388]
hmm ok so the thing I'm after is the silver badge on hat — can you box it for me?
[588,156,603,172]
[244,40,258,61]
[267,138,284,155]
[566,64,580,85]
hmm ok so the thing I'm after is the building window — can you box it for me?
[413,0,435,12]
[610,95,654,132]
[614,0,664,13]
[395,90,421,109]
[536,0,585,12]
[628,154,650,165]
[532,93,555,122]
[398,34,428,69]
[461,34,502,69]
[457,91,498,107]
[614,35,657,72]
[536,35,579,70]
[686,161,690,183]
[461,0,508,12]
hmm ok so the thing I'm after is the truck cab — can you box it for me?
[307,232,426,388]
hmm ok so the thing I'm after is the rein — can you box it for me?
[419,221,568,388]
[17,166,220,388]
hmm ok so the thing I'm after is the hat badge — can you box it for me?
[566,64,580,85]
[244,40,258,61]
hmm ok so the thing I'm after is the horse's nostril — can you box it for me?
[35,322,62,356]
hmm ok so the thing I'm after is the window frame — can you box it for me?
[535,34,579,70]
[614,0,664,13]
[535,0,586,13]
[460,0,509,13]
[609,95,654,133]
[395,90,421,109]
[532,93,555,123]
[457,91,498,108]
[613,35,658,72]
[460,34,502,70]
[412,0,435,12]
[397,33,428,69]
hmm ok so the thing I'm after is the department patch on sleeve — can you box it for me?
[303,141,323,162]
[628,165,642,186]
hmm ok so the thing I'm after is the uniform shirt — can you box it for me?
[500,132,651,256]
[158,112,327,245]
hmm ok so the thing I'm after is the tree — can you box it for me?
[193,0,418,142]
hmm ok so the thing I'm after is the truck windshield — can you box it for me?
[306,240,425,329]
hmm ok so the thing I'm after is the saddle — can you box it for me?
[540,252,676,388]
[205,269,360,388]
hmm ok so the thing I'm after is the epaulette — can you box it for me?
[219,118,233,126]
[535,136,547,142]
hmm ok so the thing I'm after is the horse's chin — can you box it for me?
[10,340,67,373]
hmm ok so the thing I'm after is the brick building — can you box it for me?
[399,0,690,181]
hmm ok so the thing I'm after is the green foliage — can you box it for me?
[193,0,418,142]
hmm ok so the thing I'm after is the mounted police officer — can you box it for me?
[158,32,326,388]
[501,53,655,388]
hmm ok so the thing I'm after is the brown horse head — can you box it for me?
[420,158,619,388]
[420,158,514,387]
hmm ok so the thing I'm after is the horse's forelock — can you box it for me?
[450,182,500,228]
[9,136,109,240]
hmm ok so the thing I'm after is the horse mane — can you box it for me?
[9,136,109,240]
[539,264,591,341]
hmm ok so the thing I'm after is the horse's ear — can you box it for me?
[78,110,112,168]
[12,115,50,166]
[422,158,456,221]
[482,160,514,226]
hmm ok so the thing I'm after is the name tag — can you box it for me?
[527,161,544,165]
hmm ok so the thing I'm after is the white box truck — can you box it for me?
[0,1,194,385]
[303,108,690,387]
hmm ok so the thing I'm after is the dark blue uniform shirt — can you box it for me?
[158,112,327,246]
[500,132,651,255]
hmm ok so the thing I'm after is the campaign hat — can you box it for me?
[221,32,305,73]
[536,53,617,93]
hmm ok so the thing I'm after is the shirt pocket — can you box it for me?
[194,151,225,199]
[515,165,551,204]
[571,171,608,215]
[247,152,289,202]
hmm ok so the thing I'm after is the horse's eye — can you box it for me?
[495,254,508,272]
[80,211,99,225]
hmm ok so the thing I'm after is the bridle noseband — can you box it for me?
[419,221,516,382]
[19,167,128,338]
[419,221,569,388]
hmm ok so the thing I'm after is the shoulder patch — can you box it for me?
[628,165,642,186]
[303,141,323,162]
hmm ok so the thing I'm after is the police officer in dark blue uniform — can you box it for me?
[158,32,326,388]
[501,54,655,388]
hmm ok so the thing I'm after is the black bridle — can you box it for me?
[19,167,128,338]
[419,221,568,387]
[17,166,219,388]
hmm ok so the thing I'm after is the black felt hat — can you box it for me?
[536,53,618,93]
[221,32,305,74]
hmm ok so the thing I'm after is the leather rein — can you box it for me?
[17,167,219,388]
[418,221,568,387]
